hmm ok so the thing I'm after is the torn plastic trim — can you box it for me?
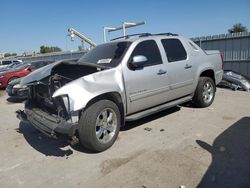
[222,71,250,91]
[24,105,78,137]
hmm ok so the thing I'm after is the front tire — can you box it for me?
[193,77,215,107]
[78,100,121,152]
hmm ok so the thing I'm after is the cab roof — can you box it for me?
[110,33,179,42]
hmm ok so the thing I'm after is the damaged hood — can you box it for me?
[21,60,102,85]
[52,66,125,111]
[21,61,62,84]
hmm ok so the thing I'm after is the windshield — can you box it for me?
[78,41,131,67]
[14,62,30,70]
[6,62,20,69]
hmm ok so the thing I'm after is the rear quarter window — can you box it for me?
[188,41,199,51]
[161,39,187,62]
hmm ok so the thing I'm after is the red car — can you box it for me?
[0,61,51,89]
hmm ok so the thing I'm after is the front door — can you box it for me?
[123,40,170,114]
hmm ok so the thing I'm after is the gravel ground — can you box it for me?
[0,88,249,188]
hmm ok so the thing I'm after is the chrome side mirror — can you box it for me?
[129,55,148,70]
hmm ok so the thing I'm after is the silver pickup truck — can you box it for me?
[17,33,223,152]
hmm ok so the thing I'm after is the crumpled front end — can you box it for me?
[20,78,80,137]
[17,61,99,137]
[24,104,77,138]
[18,61,125,138]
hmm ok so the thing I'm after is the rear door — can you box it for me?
[123,40,170,114]
[160,38,195,100]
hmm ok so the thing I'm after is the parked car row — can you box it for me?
[2,58,79,100]
[0,61,22,73]
[0,60,54,99]
[0,61,52,89]
[6,77,30,100]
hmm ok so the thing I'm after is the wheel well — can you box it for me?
[200,70,216,92]
[200,70,215,83]
[83,92,125,127]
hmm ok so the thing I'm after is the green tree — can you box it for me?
[4,53,11,57]
[4,53,17,57]
[228,23,248,33]
[40,45,62,53]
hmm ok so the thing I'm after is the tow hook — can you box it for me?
[16,110,29,123]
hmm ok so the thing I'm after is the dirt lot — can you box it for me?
[0,88,249,188]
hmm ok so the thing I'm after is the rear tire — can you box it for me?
[78,99,121,152]
[193,77,215,107]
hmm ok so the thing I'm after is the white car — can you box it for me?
[0,59,22,68]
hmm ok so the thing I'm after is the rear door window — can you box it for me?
[188,41,199,51]
[161,39,187,62]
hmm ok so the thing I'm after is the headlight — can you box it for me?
[13,84,27,89]
[60,95,74,113]
[61,95,70,112]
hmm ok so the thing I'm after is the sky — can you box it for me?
[0,0,249,54]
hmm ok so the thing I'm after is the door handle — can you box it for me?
[184,64,192,69]
[157,69,167,75]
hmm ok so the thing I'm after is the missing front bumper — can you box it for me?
[16,108,78,138]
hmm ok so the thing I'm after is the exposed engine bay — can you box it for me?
[26,62,103,120]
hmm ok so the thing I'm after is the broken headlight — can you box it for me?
[13,84,27,89]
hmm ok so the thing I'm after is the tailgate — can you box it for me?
[205,50,220,55]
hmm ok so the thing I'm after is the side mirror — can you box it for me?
[27,67,32,72]
[129,55,147,70]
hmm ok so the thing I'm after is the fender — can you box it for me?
[194,62,215,88]
[52,67,126,112]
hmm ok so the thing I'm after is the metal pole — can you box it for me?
[81,40,84,50]
[109,21,145,32]
[103,22,145,42]
[103,27,116,42]
[103,28,106,43]
[68,28,96,47]
[123,23,126,37]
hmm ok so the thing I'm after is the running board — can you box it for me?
[125,96,192,121]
